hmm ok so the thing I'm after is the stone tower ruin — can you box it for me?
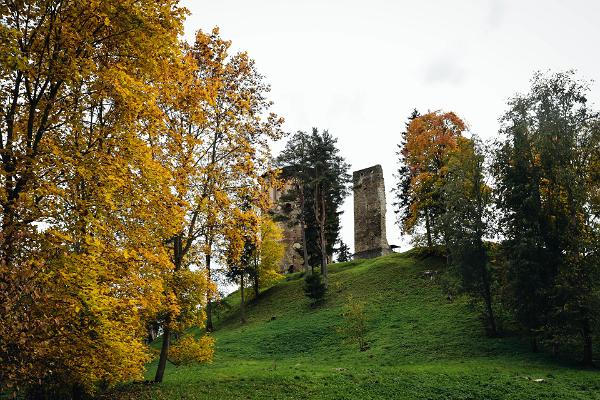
[353,165,391,259]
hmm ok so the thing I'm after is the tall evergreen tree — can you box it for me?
[277,129,351,287]
[394,109,420,227]
[336,241,352,263]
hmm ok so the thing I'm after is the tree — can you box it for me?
[276,134,312,274]
[277,129,351,287]
[152,27,282,381]
[0,1,188,396]
[224,206,260,325]
[395,111,466,248]
[249,214,285,297]
[494,71,600,363]
[394,109,420,227]
[442,137,497,336]
[190,27,284,333]
[336,241,352,263]
[303,273,327,307]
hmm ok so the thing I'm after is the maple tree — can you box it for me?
[152,27,283,381]
[396,111,466,248]
[0,0,188,396]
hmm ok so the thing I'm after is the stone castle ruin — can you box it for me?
[352,165,391,259]
[270,164,391,271]
[268,180,304,273]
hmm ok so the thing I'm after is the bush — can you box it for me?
[303,273,326,306]
[169,335,214,366]
[338,295,369,351]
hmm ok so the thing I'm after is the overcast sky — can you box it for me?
[181,0,600,253]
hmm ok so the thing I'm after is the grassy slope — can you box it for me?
[110,252,600,399]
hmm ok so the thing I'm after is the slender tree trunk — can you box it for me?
[473,166,496,336]
[315,185,328,288]
[155,236,182,382]
[299,184,310,275]
[424,207,433,249]
[253,268,259,298]
[478,245,497,336]
[582,318,594,367]
[154,324,171,383]
[481,272,497,336]
[205,253,214,332]
[319,225,328,288]
[240,274,246,324]
[530,334,539,353]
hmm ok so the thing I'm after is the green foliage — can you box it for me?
[493,70,600,362]
[276,129,351,269]
[442,137,498,335]
[303,272,327,306]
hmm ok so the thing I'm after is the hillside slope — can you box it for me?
[110,252,600,399]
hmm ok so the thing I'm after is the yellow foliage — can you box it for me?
[257,215,285,288]
[0,0,187,395]
[169,335,215,366]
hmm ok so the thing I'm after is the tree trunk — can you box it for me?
[205,253,214,332]
[154,324,171,383]
[530,334,539,353]
[479,257,497,336]
[482,281,497,337]
[315,184,328,288]
[299,184,310,275]
[320,227,328,288]
[240,274,246,324]
[155,236,182,382]
[582,318,594,367]
[424,207,433,249]
[253,269,259,298]
[1,205,17,269]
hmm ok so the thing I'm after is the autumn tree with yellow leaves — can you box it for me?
[0,0,195,397]
[0,1,283,396]
[151,27,284,382]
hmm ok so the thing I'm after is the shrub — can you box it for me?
[303,273,326,306]
[338,295,369,351]
[169,335,214,366]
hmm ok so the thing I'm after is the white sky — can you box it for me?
[181,0,600,254]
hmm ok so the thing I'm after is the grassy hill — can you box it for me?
[108,251,600,399]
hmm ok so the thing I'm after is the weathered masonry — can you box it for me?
[268,179,304,273]
[353,165,391,259]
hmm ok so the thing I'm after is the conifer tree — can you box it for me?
[277,129,350,287]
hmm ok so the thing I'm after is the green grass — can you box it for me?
[106,252,600,399]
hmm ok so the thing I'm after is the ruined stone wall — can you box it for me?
[268,181,304,273]
[353,165,390,259]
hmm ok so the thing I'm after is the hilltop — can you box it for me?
[109,251,600,400]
